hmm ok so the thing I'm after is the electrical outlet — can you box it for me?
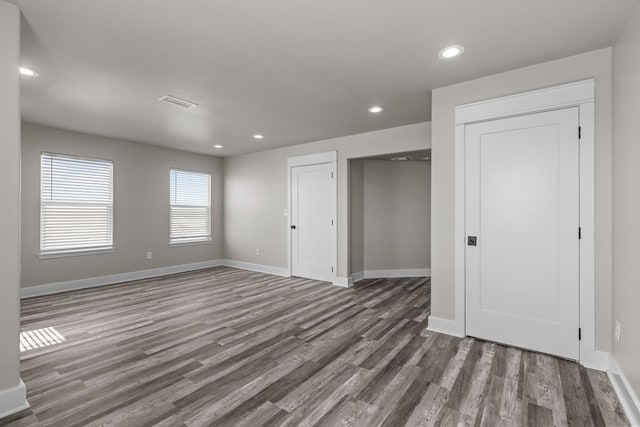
[615,321,621,342]
[255,248,260,256]
[283,209,288,217]
[146,251,153,260]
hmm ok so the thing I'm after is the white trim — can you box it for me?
[222,259,289,277]
[455,80,595,125]
[363,268,430,279]
[21,260,224,298]
[335,269,431,288]
[333,277,351,288]
[168,238,213,247]
[426,315,465,338]
[580,350,609,372]
[609,356,640,426]
[577,100,599,369]
[350,271,365,283]
[38,247,115,259]
[287,151,337,168]
[0,379,29,420]
[287,151,338,283]
[453,79,598,368]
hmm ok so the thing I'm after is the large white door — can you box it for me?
[291,162,335,282]
[465,107,580,360]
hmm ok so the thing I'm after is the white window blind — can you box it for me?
[40,153,113,255]
[170,169,211,244]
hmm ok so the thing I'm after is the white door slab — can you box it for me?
[291,162,336,282]
[465,107,580,360]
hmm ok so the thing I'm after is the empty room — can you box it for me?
[1,1,639,426]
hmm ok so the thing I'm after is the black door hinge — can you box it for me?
[331,266,334,273]
[579,227,582,239]
[578,126,581,139]
[331,172,334,178]
[579,328,582,341]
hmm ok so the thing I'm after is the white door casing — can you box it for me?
[429,79,604,370]
[465,107,580,360]
[287,152,337,283]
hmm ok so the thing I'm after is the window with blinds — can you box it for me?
[40,153,114,255]
[170,169,211,244]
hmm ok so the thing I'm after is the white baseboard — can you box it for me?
[579,349,609,372]
[19,262,428,298]
[426,315,465,338]
[336,269,431,288]
[0,379,29,420]
[222,259,289,277]
[364,268,431,279]
[21,260,224,298]
[333,277,351,288]
[350,271,365,284]
[609,356,640,426]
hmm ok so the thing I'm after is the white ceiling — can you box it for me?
[16,0,635,156]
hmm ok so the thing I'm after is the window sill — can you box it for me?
[169,238,213,248]
[38,247,115,260]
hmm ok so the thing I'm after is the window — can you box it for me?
[170,169,211,244]
[40,153,113,255]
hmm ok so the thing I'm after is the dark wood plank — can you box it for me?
[0,266,626,427]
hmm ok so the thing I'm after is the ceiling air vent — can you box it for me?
[158,94,198,110]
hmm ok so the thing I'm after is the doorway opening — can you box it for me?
[348,150,431,284]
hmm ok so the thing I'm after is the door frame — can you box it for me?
[287,151,338,282]
[450,80,605,370]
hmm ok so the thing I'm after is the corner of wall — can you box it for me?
[0,380,28,421]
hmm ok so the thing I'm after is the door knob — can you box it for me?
[291,225,296,230]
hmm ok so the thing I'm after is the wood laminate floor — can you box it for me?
[2,267,628,426]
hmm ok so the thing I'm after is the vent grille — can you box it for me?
[158,95,198,109]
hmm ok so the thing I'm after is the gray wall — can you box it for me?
[349,160,365,274]
[0,0,23,413]
[361,160,430,271]
[430,48,613,351]
[612,0,640,402]
[21,123,223,288]
[223,122,431,278]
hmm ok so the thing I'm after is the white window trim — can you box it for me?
[39,152,114,257]
[169,168,212,246]
[427,79,607,371]
[168,237,212,247]
[38,247,115,260]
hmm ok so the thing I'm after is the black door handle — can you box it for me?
[291,225,296,229]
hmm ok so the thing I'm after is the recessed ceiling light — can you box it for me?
[253,134,264,140]
[391,156,413,161]
[368,106,384,114]
[421,157,431,160]
[213,144,223,149]
[438,45,464,59]
[19,67,39,77]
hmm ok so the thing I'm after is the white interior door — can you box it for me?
[291,162,336,282]
[465,107,580,360]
